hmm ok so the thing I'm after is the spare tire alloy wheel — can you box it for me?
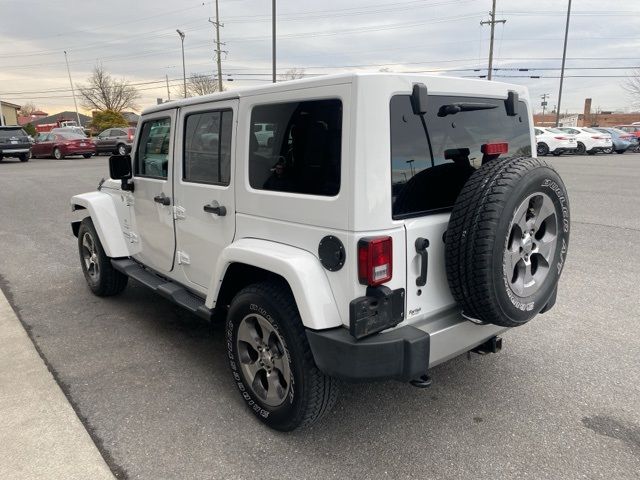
[446,157,570,327]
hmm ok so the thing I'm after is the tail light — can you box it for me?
[481,142,509,155]
[591,136,607,140]
[554,136,568,140]
[358,236,392,286]
[128,131,134,141]
[64,142,72,146]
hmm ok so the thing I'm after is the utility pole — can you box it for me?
[556,0,572,127]
[176,30,187,98]
[480,0,506,81]
[208,0,226,92]
[165,74,171,101]
[541,93,550,122]
[63,51,82,126]
[272,0,276,83]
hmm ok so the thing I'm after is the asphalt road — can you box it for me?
[0,153,638,480]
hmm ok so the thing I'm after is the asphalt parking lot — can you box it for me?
[0,153,638,480]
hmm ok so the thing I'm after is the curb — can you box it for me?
[0,288,115,480]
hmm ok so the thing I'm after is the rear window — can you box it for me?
[0,127,28,140]
[59,133,85,140]
[248,99,342,196]
[391,94,531,218]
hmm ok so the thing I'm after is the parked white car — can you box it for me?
[558,127,612,155]
[70,74,570,430]
[534,127,576,156]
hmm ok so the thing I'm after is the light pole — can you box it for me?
[556,0,572,127]
[272,0,276,83]
[176,29,187,98]
[63,51,82,126]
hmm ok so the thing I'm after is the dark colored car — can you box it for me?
[0,126,31,162]
[31,132,97,159]
[94,127,135,155]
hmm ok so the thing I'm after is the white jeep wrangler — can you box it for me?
[71,73,570,431]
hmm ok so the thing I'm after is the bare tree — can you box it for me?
[78,64,140,112]
[173,73,221,99]
[622,69,640,107]
[18,101,39,116]
[278,68,305,81]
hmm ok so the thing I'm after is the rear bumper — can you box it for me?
[307,308,508,382]
[0,146,30,155]
[306,325,430,382]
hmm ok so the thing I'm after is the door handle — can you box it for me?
[415,237,430,287]
[153,193,171,206]
[203,201,226,216]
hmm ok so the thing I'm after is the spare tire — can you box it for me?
[445,157,570,327]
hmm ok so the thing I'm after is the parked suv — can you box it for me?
[95,127,136,155]
[0,126,31,162]
[71,74,570,431]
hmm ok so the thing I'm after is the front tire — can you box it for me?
[19,153,29,162]
[77,218,128,296]
[226,282,337,431]
[537,143,549,156]
[615,149,626,154]
[83,153,93,158]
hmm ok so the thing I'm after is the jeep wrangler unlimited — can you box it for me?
[71,74,570,431]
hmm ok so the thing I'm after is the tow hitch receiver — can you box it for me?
[410,374,432,389]
[471,336,503,355]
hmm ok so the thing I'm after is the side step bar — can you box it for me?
[111,259,214,321]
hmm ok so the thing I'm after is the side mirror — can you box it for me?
[109,154,134,191]
[410,83,428,115]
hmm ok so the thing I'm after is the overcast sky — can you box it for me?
[1,0,638,115]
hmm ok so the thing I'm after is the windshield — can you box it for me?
[390,94,531,218]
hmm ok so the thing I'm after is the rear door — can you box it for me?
[390,94,532,321]
[173,100,237,290]
[130,111,176,273]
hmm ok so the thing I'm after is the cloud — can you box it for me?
[1,0,638,114]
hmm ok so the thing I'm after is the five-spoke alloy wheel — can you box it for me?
[226,282,337,431]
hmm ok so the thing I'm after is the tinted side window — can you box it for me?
[135,118,171,179]
[391,95,531,218]
[183,109,232,185]
[249,99,342,196]
[112,129,126,136]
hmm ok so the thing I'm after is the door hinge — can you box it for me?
[177,250,190,265]
[173,205,186,220]
[123,231,139,244]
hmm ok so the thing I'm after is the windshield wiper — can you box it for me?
[437,102,498,117]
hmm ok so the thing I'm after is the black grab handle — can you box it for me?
[415,237,429,287]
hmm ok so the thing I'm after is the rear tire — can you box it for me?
[53,147,63,160]
[77,218,128,296]
[117,144,127,156]
[602,147,613,154]
[83,153,92,158]
[576,142,586,155]
[615,149,626,154]
[226,282,338,431]
[445,157,570,327]
[19,153,29,162]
